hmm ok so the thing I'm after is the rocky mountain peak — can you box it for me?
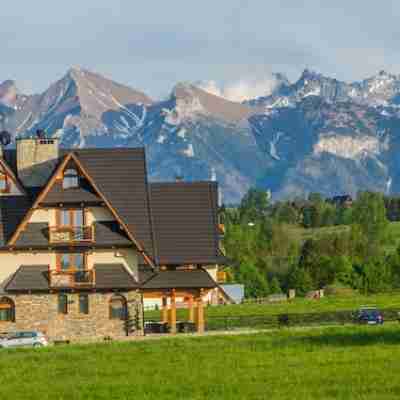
[0,80,19,108]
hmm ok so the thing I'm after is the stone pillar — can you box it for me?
[127,291,143,336]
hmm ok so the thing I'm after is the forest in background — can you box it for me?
[222,190,400,298]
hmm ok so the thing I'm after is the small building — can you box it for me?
[0,137,224,342]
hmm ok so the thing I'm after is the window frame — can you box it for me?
[56,208,86,228]
[62,168,79,190]
[0,297,15,322]
[79,294,89,315]
[56,253,86,272]
[109,294,127,320]
[0,167,10,194]
[58,293,68,315]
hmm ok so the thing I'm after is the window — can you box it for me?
[79,294,89,314]
[58,209,84,228]
[109,295,127,320]
[63,168,79,189]
[0,168,9,193]
[58,294,68,314]
[0,297,15,322]
[57,253,85,271]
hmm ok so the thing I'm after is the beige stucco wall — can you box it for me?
[0,252,56,284]
[86,207,115,224]
[30,209,56,225]
[203,264,218,281]
[87,249,138,279]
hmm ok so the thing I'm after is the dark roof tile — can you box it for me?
[5,265,49,291]
[141,269,217,289]
[94,263,138,289]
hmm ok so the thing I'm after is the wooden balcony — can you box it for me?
[49,226,95,244]
[49,270,95,288]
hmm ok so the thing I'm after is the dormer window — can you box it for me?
[63,168,79,189]
[0,167,9,193]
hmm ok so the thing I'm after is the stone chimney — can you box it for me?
[16,137,60,187]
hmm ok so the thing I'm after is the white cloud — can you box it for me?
[196,76,280,102]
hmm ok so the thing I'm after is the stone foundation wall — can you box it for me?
[0,291,143,343]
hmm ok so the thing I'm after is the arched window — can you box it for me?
[109,294,127,320]
[0,297,15,322]
[63,168,79,189]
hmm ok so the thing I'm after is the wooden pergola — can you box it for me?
[143,288,210,334]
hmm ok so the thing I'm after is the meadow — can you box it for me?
[145,292,400,321]
[1,325,400,399]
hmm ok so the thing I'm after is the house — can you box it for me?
[327,195,353,208]
[0,137,224,342]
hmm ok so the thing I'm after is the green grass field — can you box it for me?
[2,325,400,399]
[145,292,400,321]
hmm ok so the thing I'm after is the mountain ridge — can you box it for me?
[2,67,400,203]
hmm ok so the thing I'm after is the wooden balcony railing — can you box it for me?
[49,226,95,244]
[49,270,95,288]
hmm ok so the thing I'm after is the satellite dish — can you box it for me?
[0,131,11,147]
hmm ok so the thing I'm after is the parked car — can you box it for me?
[0,331,49,348]
[354,307,384,325]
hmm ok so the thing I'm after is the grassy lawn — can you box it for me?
[145,293,400,321]
[1,325,400,399]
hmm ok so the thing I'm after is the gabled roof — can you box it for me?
[8,150,155,267]
[5,265,49,292]
[149,182,221,265]
[95,264,138,289]
[141,269,217,289]
[74,149,155,260]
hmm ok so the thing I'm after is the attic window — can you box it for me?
[63,168,79,189]
[0,168,9,193]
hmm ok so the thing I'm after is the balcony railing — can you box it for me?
[49,270,95,288]
[49,226,95,244]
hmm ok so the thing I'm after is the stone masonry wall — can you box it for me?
[0,291,143,343]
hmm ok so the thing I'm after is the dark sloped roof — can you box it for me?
[94,264,138,289]
[149,182,220,265]
[41,179,101,204]
[141,269,217,289]
[0,196,32,245]
[74,149,155,259]
[5,265,49,291]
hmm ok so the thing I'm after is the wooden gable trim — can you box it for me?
[66,153,155,268]
[8,152,155,268]
[0,158,27,195]
[8,153,74,246]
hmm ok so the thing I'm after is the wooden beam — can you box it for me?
[169,289,177,334]
[8,153,74,246]
[162,295,168,324]
[196,289,205,334]
[188,295,194,323]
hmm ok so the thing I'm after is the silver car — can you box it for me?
[0,331,49,348]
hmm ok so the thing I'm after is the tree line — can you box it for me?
[222,190,400,298]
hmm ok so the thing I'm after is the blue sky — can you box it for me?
[1,1,400,99]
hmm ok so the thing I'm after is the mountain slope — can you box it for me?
[3,67,400,203]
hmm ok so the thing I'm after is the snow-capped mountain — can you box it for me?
[3,67,400,202]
